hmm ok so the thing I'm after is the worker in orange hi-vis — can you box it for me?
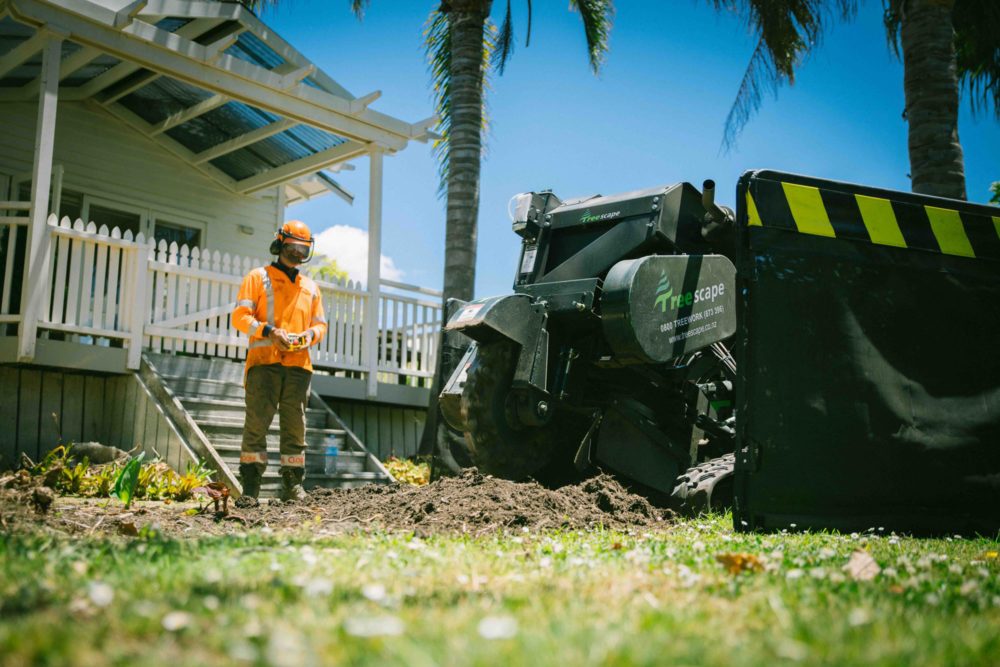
[231,220,327,507]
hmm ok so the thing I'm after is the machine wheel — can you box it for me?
[459,340,585,481]
[669,453,735,516]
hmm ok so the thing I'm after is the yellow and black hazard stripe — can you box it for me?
[741,171,1000,262]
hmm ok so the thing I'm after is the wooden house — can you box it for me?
[0,0,442,494]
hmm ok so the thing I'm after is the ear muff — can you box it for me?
[269,237,282,255]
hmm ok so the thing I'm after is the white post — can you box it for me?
[51,164,64,218]
[18,37,62,362]
[364,147,383,398]
[127,237,150,370]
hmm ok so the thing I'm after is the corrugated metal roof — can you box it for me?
[119,76,214,124]
[225,31,283,70]
[0,3,404,194]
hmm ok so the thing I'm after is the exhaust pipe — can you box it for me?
[702,179,735,226]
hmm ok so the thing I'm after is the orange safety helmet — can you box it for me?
[270,220,315,263]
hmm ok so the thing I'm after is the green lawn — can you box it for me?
[1,514,998,666]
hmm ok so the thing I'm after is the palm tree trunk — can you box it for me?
[900,0,966,200]
[443,0,491,302]
[420,0,491,465]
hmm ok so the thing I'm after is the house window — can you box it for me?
[88,203,143,237]
[154,219,202,249]
[79,196,210,251]
[82,195,147,238]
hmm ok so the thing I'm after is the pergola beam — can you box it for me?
[98,68,159,105]
[204,27,245,61]
[0,28,49,79]
[349,90,381,114]
[235,141,369,194]
[192,117,297,164]
[7,0,413,149]
[65,17,223,101]
[98,100,238,192]
[5,43,100,100]
[112,0,148,28]
[149,92,227,135]
[278,63,315,90]
[137,0,355,100]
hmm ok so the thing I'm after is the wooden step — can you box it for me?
[181,396,329,429]
[142,352,392,495]
[208,434,348,451]
[198,420,343,439]
[146,352,246,383]
[160,374,245,401]
[256,470,387,496]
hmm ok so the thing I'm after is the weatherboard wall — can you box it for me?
[325,398,426,461]
[0,102,282,259]
[0,366,195,473]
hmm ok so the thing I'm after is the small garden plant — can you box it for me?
[383,456,431,486]
[18,444,214,503]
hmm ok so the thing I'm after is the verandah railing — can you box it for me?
[24,214,442,386]
[0,200,31,328]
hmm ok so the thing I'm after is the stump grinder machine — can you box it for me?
[437,170,1000,534]
[439,179,740,512]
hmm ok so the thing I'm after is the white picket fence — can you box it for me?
[22,214,442,383]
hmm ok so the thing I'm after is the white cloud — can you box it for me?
[312,224,403,286]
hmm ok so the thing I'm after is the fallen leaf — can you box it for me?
[117,520,139,537]
[715,552,764,575]
[611,542,623,551]
[845,550,881,581]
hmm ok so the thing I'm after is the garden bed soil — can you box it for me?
[0,469,671,538]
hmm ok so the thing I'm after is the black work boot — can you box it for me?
[279,466,308,502]
[235,463,263,508]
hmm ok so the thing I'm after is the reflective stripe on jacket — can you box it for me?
[232,265,327,376]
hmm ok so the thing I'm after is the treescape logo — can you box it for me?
[653,271,726,312]
[580,208,621,224]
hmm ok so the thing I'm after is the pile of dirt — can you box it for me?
[0,469,671,538]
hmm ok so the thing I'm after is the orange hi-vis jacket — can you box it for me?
[232,264,327,375]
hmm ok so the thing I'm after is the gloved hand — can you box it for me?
[268,327,292,351]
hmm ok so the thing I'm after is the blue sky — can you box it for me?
[263,0,999,298]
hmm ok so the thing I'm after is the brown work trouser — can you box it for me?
[240,364,312,471]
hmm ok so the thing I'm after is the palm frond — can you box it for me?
[424,9,494,195]
[953,0,1000,118]
[425,9,453,194]
[881,0,904,57]
[721,37,778,151]
[493,0,515,75]
[350,0,371,21]
[526,0,533,47]
[709,0,856,150]
[236,0,273,11]
[569,0,614,73]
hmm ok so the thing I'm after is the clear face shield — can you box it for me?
[282,240,313,264]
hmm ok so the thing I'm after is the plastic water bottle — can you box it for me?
[324,438,339,475]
